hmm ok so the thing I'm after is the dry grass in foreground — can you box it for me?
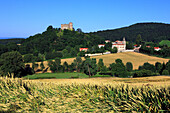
[28,52,169,72]
[0,76,170,112]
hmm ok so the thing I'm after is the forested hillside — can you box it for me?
[19,26,103,54]
[91,23,170,42]
[0,38,24,45]
[0,26,104,61]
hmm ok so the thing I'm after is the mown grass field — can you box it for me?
[23,72,111,79]
[29,52,169,72]
[0,76,170,112]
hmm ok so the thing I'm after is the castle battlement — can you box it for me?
[61,22,73,30]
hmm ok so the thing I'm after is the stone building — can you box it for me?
[61,22,73,30]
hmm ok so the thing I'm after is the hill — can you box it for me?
[0,38,25,45]
[159,40,170,47]
[30,52,169,72]
[91,22,170,42]
[18,26,104,55]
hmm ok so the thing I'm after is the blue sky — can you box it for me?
[0,0,170,38]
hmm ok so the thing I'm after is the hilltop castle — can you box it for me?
[61,22,73,30]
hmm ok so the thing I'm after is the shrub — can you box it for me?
[133,69,154,77]
[162,70,169,75]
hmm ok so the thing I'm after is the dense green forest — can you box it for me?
[91,23,170,42]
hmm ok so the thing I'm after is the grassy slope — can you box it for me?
[24,72,88,79]
[28,52,169,72]
[23,72,111,79]
[159,40,170,47]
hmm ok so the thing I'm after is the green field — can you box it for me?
[159,40,170,47]
[23,72,111,79]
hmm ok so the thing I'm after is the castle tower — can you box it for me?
[69,22,73,30]
[123,37,126,44]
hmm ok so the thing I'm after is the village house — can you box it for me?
[79,48,88,52]
[98,44,105,48]
[154,47,161,51]
[98,38,126,52]
[105,40,110,43]
[112,37,126,52]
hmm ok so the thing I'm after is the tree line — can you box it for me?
[1,51,169,78]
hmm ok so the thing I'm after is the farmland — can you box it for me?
[30,52,169,72]
[0,76,170,112]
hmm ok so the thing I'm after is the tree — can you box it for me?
[83,58,97,77]
[76,28,82,33]
[111,47,118,53]
[114,62,128,77]
[110,59,128,77]
[40,61,45,71]
[98,59,104,72]
[139,62,156,72]
[101,66,107,74]
[162,70,169,75]
[126,42,134,49]
[160,62,166,75]
[155,62,162,73]
[110,63,117,76]
[63,61,68,72]
[54,57,61,71]
[74,56,82,72]
[166,60,170,74]
[0,51,24,77]
[62,49,69,58]
[136,34,142,45]
[48,60,57,73]
[68,63,75,72]
[24,64,34,75]
[47,25,53,31]
[99,47,105,53]
[115,59,123,64]
[104,42,112,51]
[32,62,39,72]
[70,48,77,57]
[126,62,133,72]
[23,54,36,63]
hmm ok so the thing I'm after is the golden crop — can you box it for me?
[0,76,170,112]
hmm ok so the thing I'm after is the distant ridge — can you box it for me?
[0,38,25,45]
[91,22,170,42]
[0,37,26,39]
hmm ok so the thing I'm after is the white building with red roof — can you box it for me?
[112,37,126,52]
[154,47,161,51]
[105,40,110,43]
[98,44,105,48]
[79,48,88,52]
